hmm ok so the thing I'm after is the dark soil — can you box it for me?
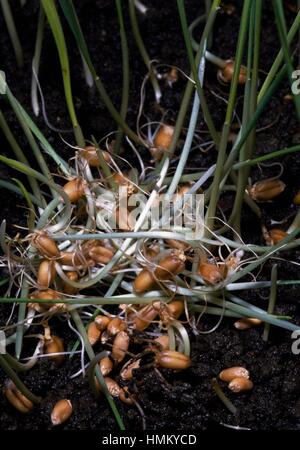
[0,0,300,430]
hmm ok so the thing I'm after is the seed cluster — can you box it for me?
[217,60,247,85]
[88,301,192,404]
[219,366,254,393]
[3,381,34,414]
[0,136,290,425]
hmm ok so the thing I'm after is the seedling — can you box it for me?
[0,1,300,433]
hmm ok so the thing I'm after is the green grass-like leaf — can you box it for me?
[58,0,140,144]
[41,0,84,146]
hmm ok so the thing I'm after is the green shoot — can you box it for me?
[263,264,278,342]
[41,0,85,147]
[0,0,23,68]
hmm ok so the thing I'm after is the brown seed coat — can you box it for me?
[217,60,247,84]
[112,331,130,363]
[198,262,223,284]
[219,367,250,382]
[156,350,191,370]
[3,381,34,413]
[249,179,285,202]
[63,271,79,295]
[228,377,253,393]
[134,253,186,293]
[107,317,126,335]
[37,260,56,288]
[87,322,101,346]
[63,178,85,203]
[104,377,121,397]
[120,359,141,380]
[32,231,59,258]
[132,302,160,331]
[88,246,114,264]
[265,229,288,245]
[81,145,110,167]
[99,356,113,376]
[51,399,73,426]
[94,315,111,331]
[44,335,65,366]
[234,318,262,330]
